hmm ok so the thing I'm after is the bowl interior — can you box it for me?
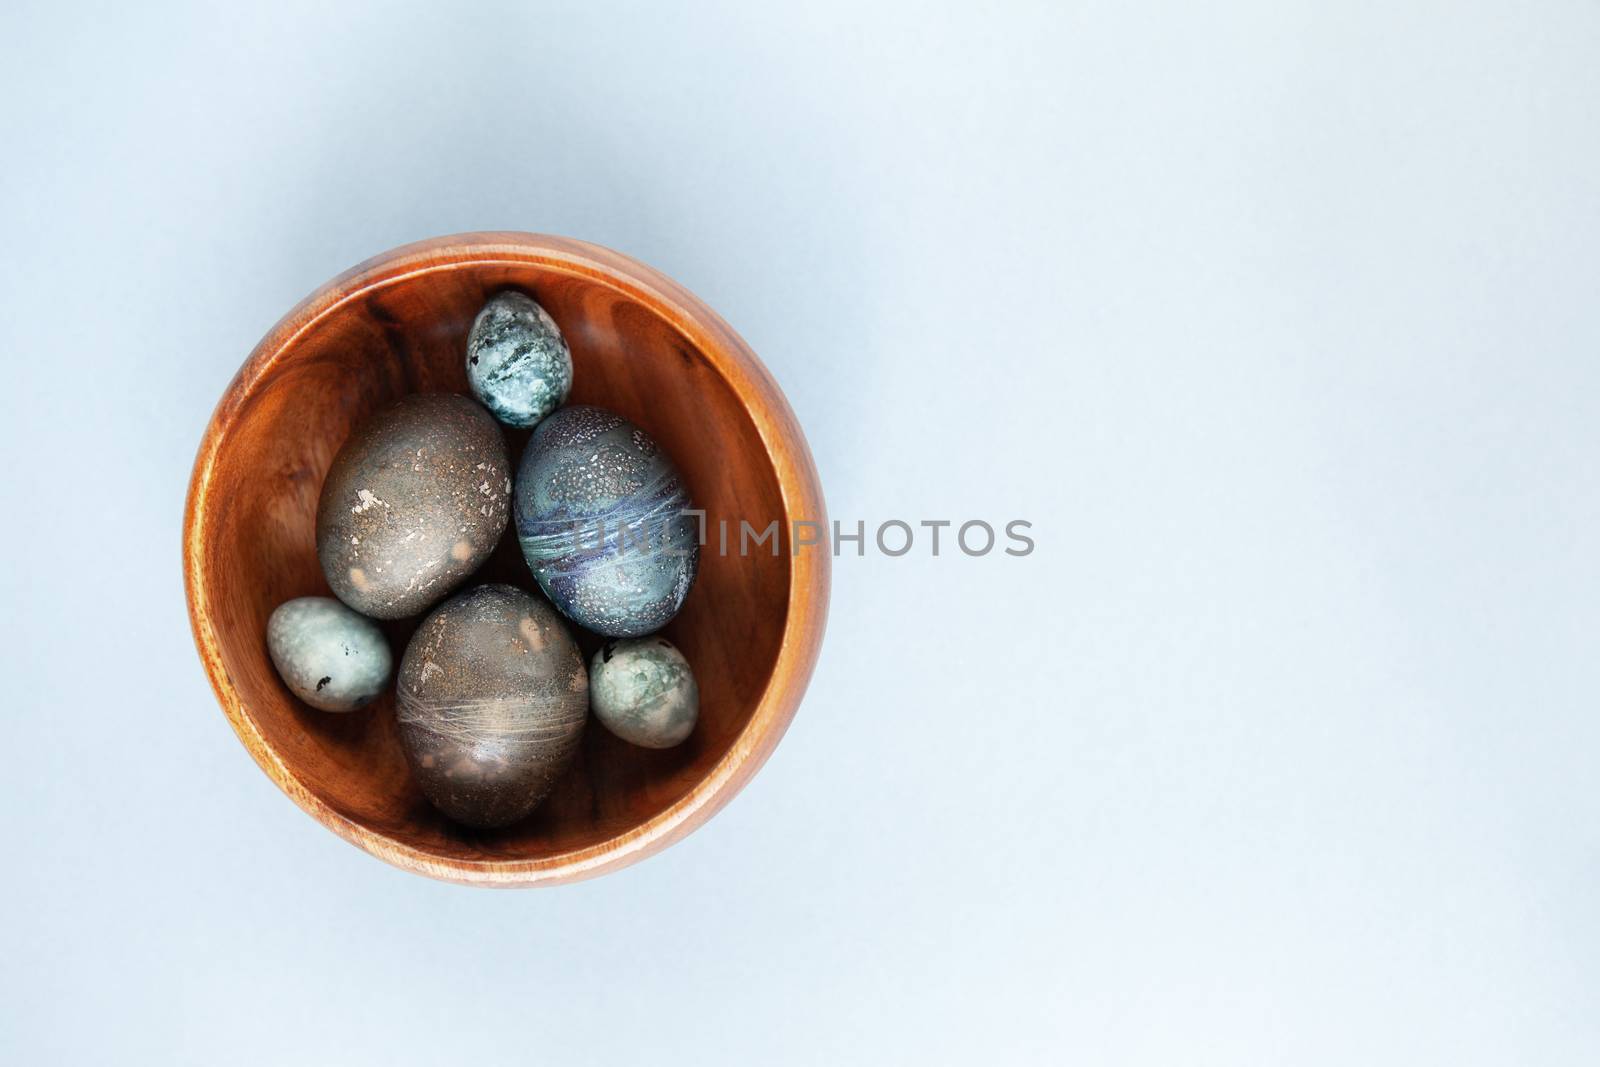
[195,256,792,866]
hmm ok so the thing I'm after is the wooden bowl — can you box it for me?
[183,233,829,886]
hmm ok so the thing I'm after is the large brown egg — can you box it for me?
[316,394,510,620]
[396,584,588,828]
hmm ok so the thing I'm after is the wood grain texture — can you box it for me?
[183,233,830,886]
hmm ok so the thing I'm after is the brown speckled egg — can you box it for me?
[316,394,510,620]
[396,584,588,828]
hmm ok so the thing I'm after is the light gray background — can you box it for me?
[2,2,1596,1063]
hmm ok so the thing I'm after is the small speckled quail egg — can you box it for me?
[589,637,698,749]
[266,596,393,712]
[466,291,573,428]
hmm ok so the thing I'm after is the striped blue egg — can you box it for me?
[513,406,699,637]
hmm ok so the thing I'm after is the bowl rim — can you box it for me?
[182,231,830,887]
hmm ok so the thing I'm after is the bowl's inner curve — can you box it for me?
[198,260,791,863]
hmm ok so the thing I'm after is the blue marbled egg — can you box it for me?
[465,291,572,428]
[514,405,700,637]
[266,596,393,712]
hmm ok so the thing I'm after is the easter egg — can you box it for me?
[316,394,510,620]
[395,584,588,828]
[513,405,700,637]
[266,596,392,712]
[465,291,573,428]
[590,637,699,748]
